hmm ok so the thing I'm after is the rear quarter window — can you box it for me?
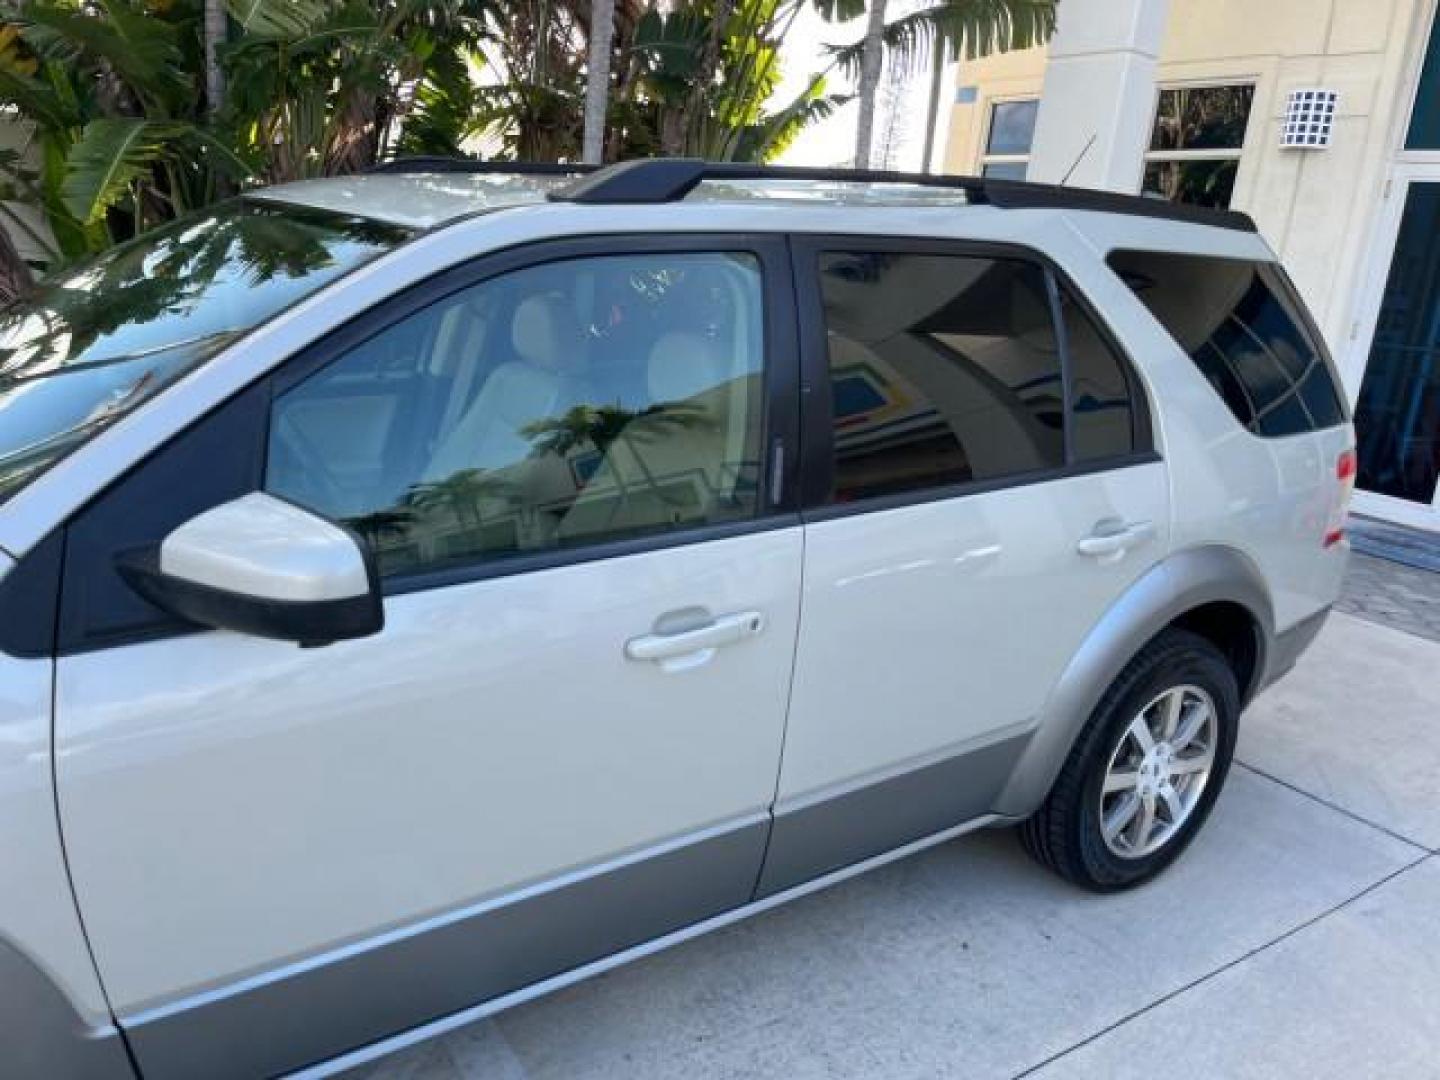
[1106,249,1345,436]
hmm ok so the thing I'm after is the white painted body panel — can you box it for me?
[56,528,801,1012]
[778,463,1171,802]
[0,607,113,1026]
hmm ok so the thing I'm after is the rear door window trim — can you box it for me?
[788,233,1158,521]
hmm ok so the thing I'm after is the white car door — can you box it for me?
[758,238,1170,893]
[54,236,802,1078]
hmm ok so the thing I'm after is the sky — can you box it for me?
[771,5,957,171]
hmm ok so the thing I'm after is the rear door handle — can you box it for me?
[1077,519,1156,560]
[625,610,766,671]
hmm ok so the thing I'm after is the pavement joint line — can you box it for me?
[1007,850,1435,1080]
[1233,759,1436,855]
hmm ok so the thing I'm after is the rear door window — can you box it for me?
[1106,249,1345,436]
[816,252,1063,503]
[806,246,1148,507]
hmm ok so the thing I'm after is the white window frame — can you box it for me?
[1142,82,1256,207]
[979,97,1039,180]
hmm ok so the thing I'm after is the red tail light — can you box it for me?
[1325,448,1357,547]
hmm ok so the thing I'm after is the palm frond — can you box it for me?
[724,74,848,162]
[59,118,180,225]
[0,61,72,130]
[810,0,866,24]
[15,1,188,109]
[226,0,330,38]
[832,0,1056,80]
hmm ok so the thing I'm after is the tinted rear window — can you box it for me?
[1106,250,1344,436]
[814,249,1146,505]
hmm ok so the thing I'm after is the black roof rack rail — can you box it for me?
[369,156,598,177]
[977,176,1256,231]
[548,158,1258,233]
[552,159,988,204]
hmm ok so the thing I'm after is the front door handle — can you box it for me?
[625,610,765,671]
[1077,519,1156,560]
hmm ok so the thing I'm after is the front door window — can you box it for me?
[1354,183,1440,507]
[267,251,768,579]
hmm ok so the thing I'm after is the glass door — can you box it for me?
[1352,178,1440,525]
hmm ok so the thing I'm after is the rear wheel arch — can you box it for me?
[1168,600,1264,705]
[993,545,1272,818]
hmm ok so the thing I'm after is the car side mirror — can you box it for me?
[118,493,383,646]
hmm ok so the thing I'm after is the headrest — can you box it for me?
[648,331,729,405]
[511,294,583,373]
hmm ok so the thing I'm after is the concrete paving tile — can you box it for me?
[404,769,1418,1080]
[1026,855,1440,1080]
[1338,552,1440,643]
[342,1014,527,1079]
[435,1021,529,1079]
[1242,610,1440,850]
[344,1036,464,1080]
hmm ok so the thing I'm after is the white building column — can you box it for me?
[1026,0,1170,191]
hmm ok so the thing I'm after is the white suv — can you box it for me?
[0,159,1353,1078]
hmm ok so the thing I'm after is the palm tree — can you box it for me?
[853,0,889,170]
[582,0,615,163]
[848,0,1058,169]
[203,0,227,117]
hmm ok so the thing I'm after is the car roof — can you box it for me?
[246,172,982,231]
[244,160,1259,236]
[246,172,569,230]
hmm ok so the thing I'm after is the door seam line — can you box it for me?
[749,523,808,902]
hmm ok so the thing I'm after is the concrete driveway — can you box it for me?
[361,596,1440,1080]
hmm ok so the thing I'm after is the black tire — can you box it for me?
[1020,628,1240,891]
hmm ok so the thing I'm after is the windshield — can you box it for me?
[0,201,411,504]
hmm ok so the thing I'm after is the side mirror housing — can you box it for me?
[119,493,383,646]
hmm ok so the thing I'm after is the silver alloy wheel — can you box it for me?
[1099,684,1218,859]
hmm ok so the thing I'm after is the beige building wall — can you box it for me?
[943,0,1436,353]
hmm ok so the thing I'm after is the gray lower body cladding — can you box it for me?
[116,732,1030,1079]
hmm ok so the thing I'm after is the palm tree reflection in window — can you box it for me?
[408,469,516,529]
[358,399,720,573]
[349,506,417,553]
[522,400,719,527]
